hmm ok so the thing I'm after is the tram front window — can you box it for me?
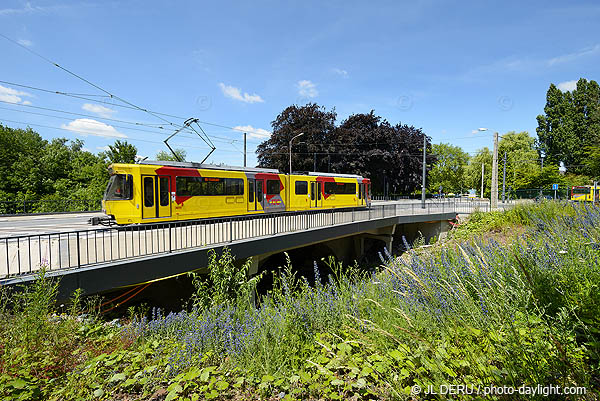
[104,174,133,200]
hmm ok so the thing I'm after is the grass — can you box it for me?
[0,201,599,400]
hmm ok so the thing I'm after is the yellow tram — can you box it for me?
[570,186,600,202]
[98,161,371,225]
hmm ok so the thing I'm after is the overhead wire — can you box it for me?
[0,101,260,146]
[0,78,272,139]
[0,118,244,154]
[0,33,182,130]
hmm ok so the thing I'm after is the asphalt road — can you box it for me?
[0,212,105,237]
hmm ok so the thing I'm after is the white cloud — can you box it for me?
[61,119,127,138]
[0,2,64,16]
[96,146,111,152]
[547,44,600,66]
[0,84,33,104]
[557,80,578,92]
[82,103,116,118]
[297,80,318,98]
[17,39,33,47]
[218,83,264,104]
[332,68,348,78]
[233,125,271,139]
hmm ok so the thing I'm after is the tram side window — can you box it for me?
[267,180,280,195]
[159,177,169,206]
[226,178,244,195]
[324,182,356,195]
[176,176,243,196]
[104,174,133,200]
[143,177,154,207]
[295,180,308,195]
[248,180,255,203]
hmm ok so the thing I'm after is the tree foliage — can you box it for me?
[156,148,187,162]
[256,104,433,194]
[0,124,128,203]
[257,103,337,174]
[428,143,469,193]
[536,78,600,173]
[102,140,138,164]
[498,131,540,191]
[464,147,492,197]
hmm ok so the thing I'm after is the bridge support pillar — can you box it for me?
[362,224,396,254]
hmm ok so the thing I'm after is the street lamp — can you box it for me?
[289,132,305,175]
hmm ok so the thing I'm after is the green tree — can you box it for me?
[156,148,187,161]
[428,143,469,193]
[536,78,600,172]
[498,131,540,190]
[103,140,137,164]
[0,124,47,197]
[464,148,492,197]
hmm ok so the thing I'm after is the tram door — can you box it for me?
[310,182,323,208]
[247,179,265,211]
[142,175,171,219]
[359,183,365,206]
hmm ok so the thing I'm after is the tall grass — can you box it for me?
[133,201,598,397]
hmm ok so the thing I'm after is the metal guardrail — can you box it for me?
[0,200,495,279]
[0,199,102,215]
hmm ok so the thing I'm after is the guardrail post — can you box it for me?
[76,232,81,268]
[229,219,233,242]
[169,223,172,253]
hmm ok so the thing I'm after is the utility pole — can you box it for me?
[327,153,331,173]
[491,132,499,208]
[539,155,545,198]
[421,135,426,209]
[243,132,247,167]
[481,163,485,199]
[502,151,507,203]
[313,153,317,172]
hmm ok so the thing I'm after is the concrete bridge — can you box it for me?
[0,200,491,298]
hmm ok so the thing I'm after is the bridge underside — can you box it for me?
[4,212,455,299]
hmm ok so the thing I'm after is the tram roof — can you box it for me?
[137,160,279,174]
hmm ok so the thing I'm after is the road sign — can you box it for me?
[552,184,558,190]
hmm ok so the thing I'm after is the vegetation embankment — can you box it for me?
[1,201,599,400]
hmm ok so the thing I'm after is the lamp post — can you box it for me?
[289,132,305,175]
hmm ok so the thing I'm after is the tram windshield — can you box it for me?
[104,174,133,200]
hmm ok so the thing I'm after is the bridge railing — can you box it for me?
[0,200,497,279]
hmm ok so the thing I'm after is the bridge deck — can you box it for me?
[0,200,491,296]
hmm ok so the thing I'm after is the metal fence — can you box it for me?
[0,199,102,215]
[0,200,496,279]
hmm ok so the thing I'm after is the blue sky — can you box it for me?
[1,0,599,167]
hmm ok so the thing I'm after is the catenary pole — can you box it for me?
[502,151,507,203]
[491,132,499,208]
[421,135,426,209]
